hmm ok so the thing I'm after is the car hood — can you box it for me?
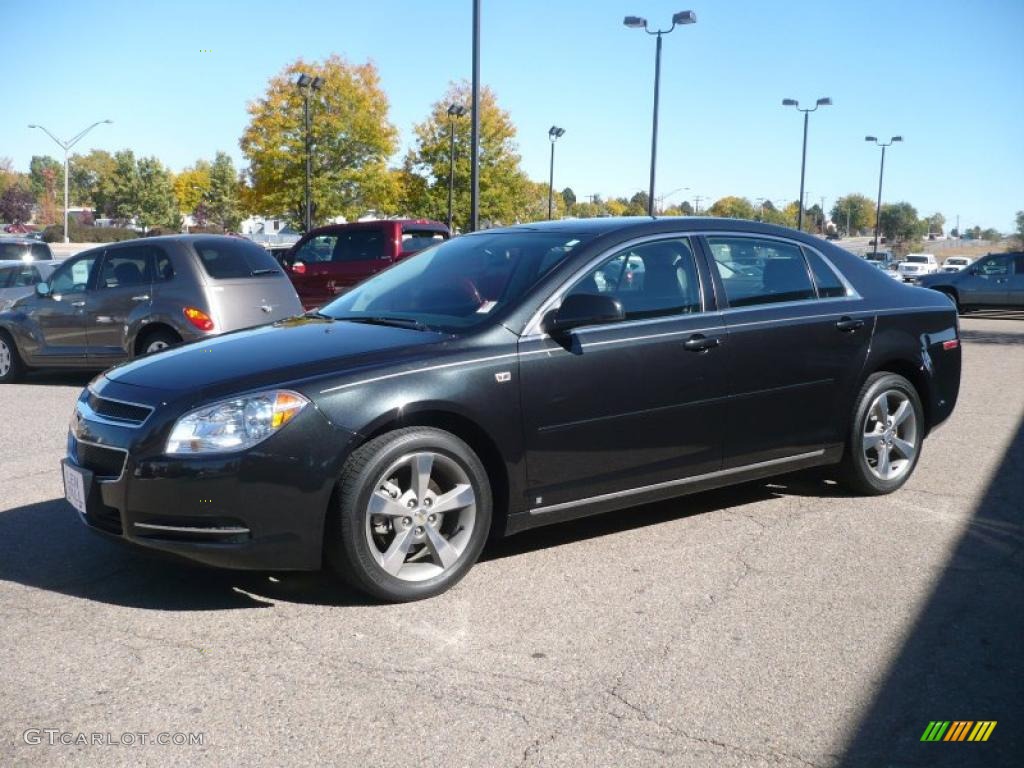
[104,316,451,397]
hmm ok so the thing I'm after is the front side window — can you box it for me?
[9,265,41,287]
[49,254,99,295]
[322,231,589,332]
[99,246,152,289]
[709,237,815,308]
[293,235,337,264]
[977,254,1011,276]
[564,238,701,320]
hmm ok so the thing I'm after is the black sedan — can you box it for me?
[63,218,961,601]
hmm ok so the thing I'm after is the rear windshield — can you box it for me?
[401,228,447,254]
[0,243,29,260]
[906,255,930,263]
[193,238,284,279]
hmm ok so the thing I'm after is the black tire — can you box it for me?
[136,328,181,357]
[326,427,492,602]
[838,372,925,495]
[936,288,963,314]
[0,330,25,384]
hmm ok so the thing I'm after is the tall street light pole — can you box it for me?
[470,0,481,231]
[446,104,467,232]
[28,120,113,243]
[624,11,697,217]
[296,74,324,233]
[865,135,903,257]
[781,97,831,231]
[547,126,565,220]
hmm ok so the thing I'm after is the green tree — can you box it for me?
[403,81,529,230]
[980,227,1001,242]
[830,193,875,235]
[925,212,945,236]
[99,150,140,223]
[29,156,63,205]
[69,149,116,209]
[136,157,180,231]
[878,202,921,242]
[708,196,756,220]
[241,55,399,228]
[1014,210,1024,248]
[204,152,243,231]
[561,187,576,212]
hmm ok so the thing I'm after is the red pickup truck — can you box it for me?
[282,219,449,309]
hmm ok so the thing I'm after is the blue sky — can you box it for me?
[4,0,1022,230]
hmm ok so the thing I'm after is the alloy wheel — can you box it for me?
[364,451,477,582]
[862,389,918,481]
[0,339,10,377]
[146,340,169,354]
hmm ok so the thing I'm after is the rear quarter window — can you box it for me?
[193,238,284,279]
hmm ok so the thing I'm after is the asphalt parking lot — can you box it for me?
[1,315,1021,768]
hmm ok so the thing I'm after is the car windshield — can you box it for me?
[319,231,588,332]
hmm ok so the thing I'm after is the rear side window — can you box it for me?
[709,237,815,308]
[193,238,283,279]
[155,252,174,281]
[99,246,153,289]
[804,249,848,298]
[401,228,446,254]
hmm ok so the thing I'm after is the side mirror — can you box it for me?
[35,282,51,298]
[543,293,625,335]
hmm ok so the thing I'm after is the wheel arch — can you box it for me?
[132,322,181,357]
[860,358,933,435]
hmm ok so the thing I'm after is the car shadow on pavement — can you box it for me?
[959,329,1024,346]
[838,411,1024,766]
[22,369,96,387]
[0,472,841,610]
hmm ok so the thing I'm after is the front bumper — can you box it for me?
[65,384,359,571]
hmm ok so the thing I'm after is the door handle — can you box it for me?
[131,294,150,302]
[683,334,720,352]
[70,300,86,308]
[836,316,865,332]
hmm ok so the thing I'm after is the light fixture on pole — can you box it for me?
[296,73,324,233]
[865,135,903,257]
[27,120,113,243]
[623,10,697,217]
[547,126,566,220]
[446,104,467,231]
[781,96,831,231]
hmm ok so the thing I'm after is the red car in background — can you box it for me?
[282,219,449,309]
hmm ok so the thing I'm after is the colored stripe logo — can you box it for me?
[920,721,996,742]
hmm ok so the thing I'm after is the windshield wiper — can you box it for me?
[250,268,279,276]
[342,316,433,331]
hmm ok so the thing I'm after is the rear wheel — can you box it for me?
[327,427,492,602]
[0,331,24,383]
[839,372,924,495]
[137,328,181,357]
[936,288,963,314]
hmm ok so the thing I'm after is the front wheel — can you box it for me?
[0,331,25,384]
[839,372,924,495]
[327,427,492,602]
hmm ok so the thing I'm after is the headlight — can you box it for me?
[165,390,309,454]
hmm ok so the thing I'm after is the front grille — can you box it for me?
[88,393,152,425]
[71,436,127,479]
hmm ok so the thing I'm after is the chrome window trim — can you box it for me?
[69,433,129,484]
[522,234,707,339]
[529,449,826,516]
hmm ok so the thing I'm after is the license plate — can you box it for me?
[63,462,87,516]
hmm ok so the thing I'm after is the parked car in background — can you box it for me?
[940,256,973,273]
[61,218,961,601]
[0,260,59,311]
[864,250,896,269]
[0,237,54,262]
[916,252,1024,311]
[0,235,302,382]
[897,253,939,282]
[869,261,903,281]
[282,219,449,309]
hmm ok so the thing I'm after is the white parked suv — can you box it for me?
[897,253,939,282]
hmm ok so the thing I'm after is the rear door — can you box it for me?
[704,234,873,467]
[191,237,303,330]
[86,244,155,362]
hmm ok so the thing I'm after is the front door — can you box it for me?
[519,236,728,510]
[703,235,873,468]
[28,252,101,364]
[87,244,155,363]
[290,230,389,307]
[958,253,1014,306]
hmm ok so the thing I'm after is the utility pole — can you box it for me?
[693,194,703,215]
